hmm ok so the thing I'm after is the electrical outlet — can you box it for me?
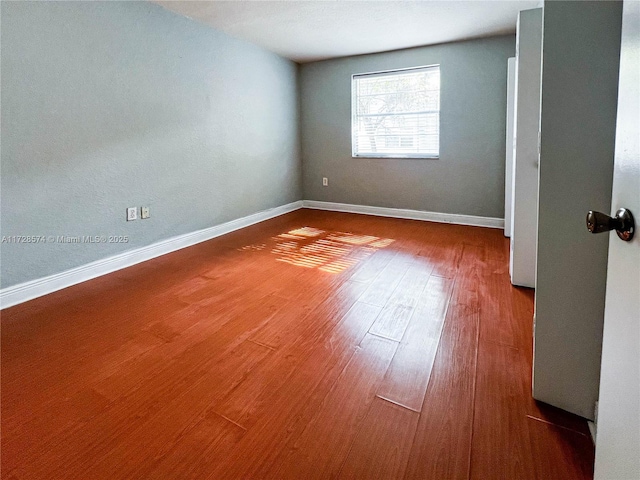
[141,206,150,219]
[322,177,328,187]
[127,207,137,221]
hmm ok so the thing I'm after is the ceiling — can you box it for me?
[154,1,541,63]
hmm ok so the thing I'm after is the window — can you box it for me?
[352,65,440,158]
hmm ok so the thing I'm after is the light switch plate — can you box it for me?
[141,206,150,219]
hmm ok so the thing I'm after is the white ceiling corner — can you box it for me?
[154,0,541,63]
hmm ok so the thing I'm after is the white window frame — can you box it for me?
[351,65,440,159]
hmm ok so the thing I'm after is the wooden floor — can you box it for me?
[1,209,595,479]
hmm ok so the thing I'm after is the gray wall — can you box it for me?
[300,35,515,218]
[0,1,301,288]
[533,0,623,420]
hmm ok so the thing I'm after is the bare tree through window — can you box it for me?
[352,66,440,158]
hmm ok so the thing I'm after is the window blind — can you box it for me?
[352,65,440,158]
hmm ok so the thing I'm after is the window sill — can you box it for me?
[352,154,440,159]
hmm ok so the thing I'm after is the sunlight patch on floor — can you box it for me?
[239,227,395,274]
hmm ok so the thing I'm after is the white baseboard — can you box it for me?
[302,200,504,229]
[0,201,303,310]
[588,421,597,444]
[1,199,504,310]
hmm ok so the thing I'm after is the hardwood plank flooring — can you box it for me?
[376,274,454,412]
[338,397,420,479]
[1,209,595,479]
[404,245,483,480]
[265,333,398,479]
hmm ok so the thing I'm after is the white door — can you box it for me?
[505,57,516,238]
[509,8,542,288]
[593,1,640,478]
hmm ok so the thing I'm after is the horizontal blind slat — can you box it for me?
[352,65,440,157]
